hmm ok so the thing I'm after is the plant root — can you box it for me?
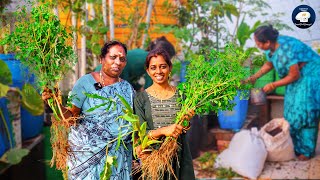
[138,139,180,180]
[50,116,79,178]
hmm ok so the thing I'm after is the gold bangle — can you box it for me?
[270,83,275,89]
[183,125,191,131]
[250,76,257,82]
[148,130,157,140]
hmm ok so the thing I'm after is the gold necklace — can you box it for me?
[100,71,120,87]
[151,86,176,101]
[99,71,105,86]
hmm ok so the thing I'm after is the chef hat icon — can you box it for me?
[295,11,310,22]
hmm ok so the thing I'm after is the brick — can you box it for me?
[210,128,235,141]
[217,140,230,152]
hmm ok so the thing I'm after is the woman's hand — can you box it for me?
[41,87,52,102]
[134,145,151,159]
[42,87,80,118]
[182,109,195,121]
[134,145,143,158]
[242,76,257,85]
[262,64,300,94]
[161,124,183,138]
[179,109,195,133]
[263,83,276,93]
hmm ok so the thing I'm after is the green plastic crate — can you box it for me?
[274,73,285,95]
[252,66,275,88]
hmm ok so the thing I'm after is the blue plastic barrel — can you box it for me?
[0,97,14,156]
[218,91,249,131]
[1,54,44,140]
[180,61,190,83]
[0,133,6,157]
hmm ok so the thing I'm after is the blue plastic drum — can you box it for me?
[179,61,190,83]
[0,97,14,156]
[218,90,249,131]
[1,54,44,140]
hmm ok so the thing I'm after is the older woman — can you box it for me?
[43,40,134,179]
[248,25,320,161]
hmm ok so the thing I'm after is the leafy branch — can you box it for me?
[175,43,252,124]
[0,2,77,177]
[84,93,162,180]
[115,94,162,157]
[0,2,77,90]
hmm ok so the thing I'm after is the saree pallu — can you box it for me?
[67,74,134,179]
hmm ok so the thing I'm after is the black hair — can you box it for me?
[254,25,279,43]
[100,40,128,59]
[146,36,176,59]
[145,48,172,69]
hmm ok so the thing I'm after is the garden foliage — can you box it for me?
[1,3,77,178]
[0,2,77,90]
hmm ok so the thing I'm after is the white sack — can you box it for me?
[215,128,267,179]
[260,118,295,162]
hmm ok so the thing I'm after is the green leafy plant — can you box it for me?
[95,43,252,180]
[115,94,162,158]
[197,152,217,170]
[251,53,267,67]
[0,2,77,177]
[115,43,253,180]
[82,93,162,180]
[0,60,44,116]
[0,2,77,90]
[215,167,239,179]
[0,148,30,165]
[175,43,252,123]
[155,0,239,59]
[0,59,43,165]
[100,155,117,180]
[195,151,239,179]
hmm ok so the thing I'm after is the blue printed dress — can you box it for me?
[67,74,134,179]
[266,35,320,158]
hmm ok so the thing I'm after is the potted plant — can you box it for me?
[251,54,275,89]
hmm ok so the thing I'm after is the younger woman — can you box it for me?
[133,48,195,179]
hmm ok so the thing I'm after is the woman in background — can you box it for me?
[247,25,320,161]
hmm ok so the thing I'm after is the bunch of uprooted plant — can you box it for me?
[1,2,77,178]
[116,44,252,180]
